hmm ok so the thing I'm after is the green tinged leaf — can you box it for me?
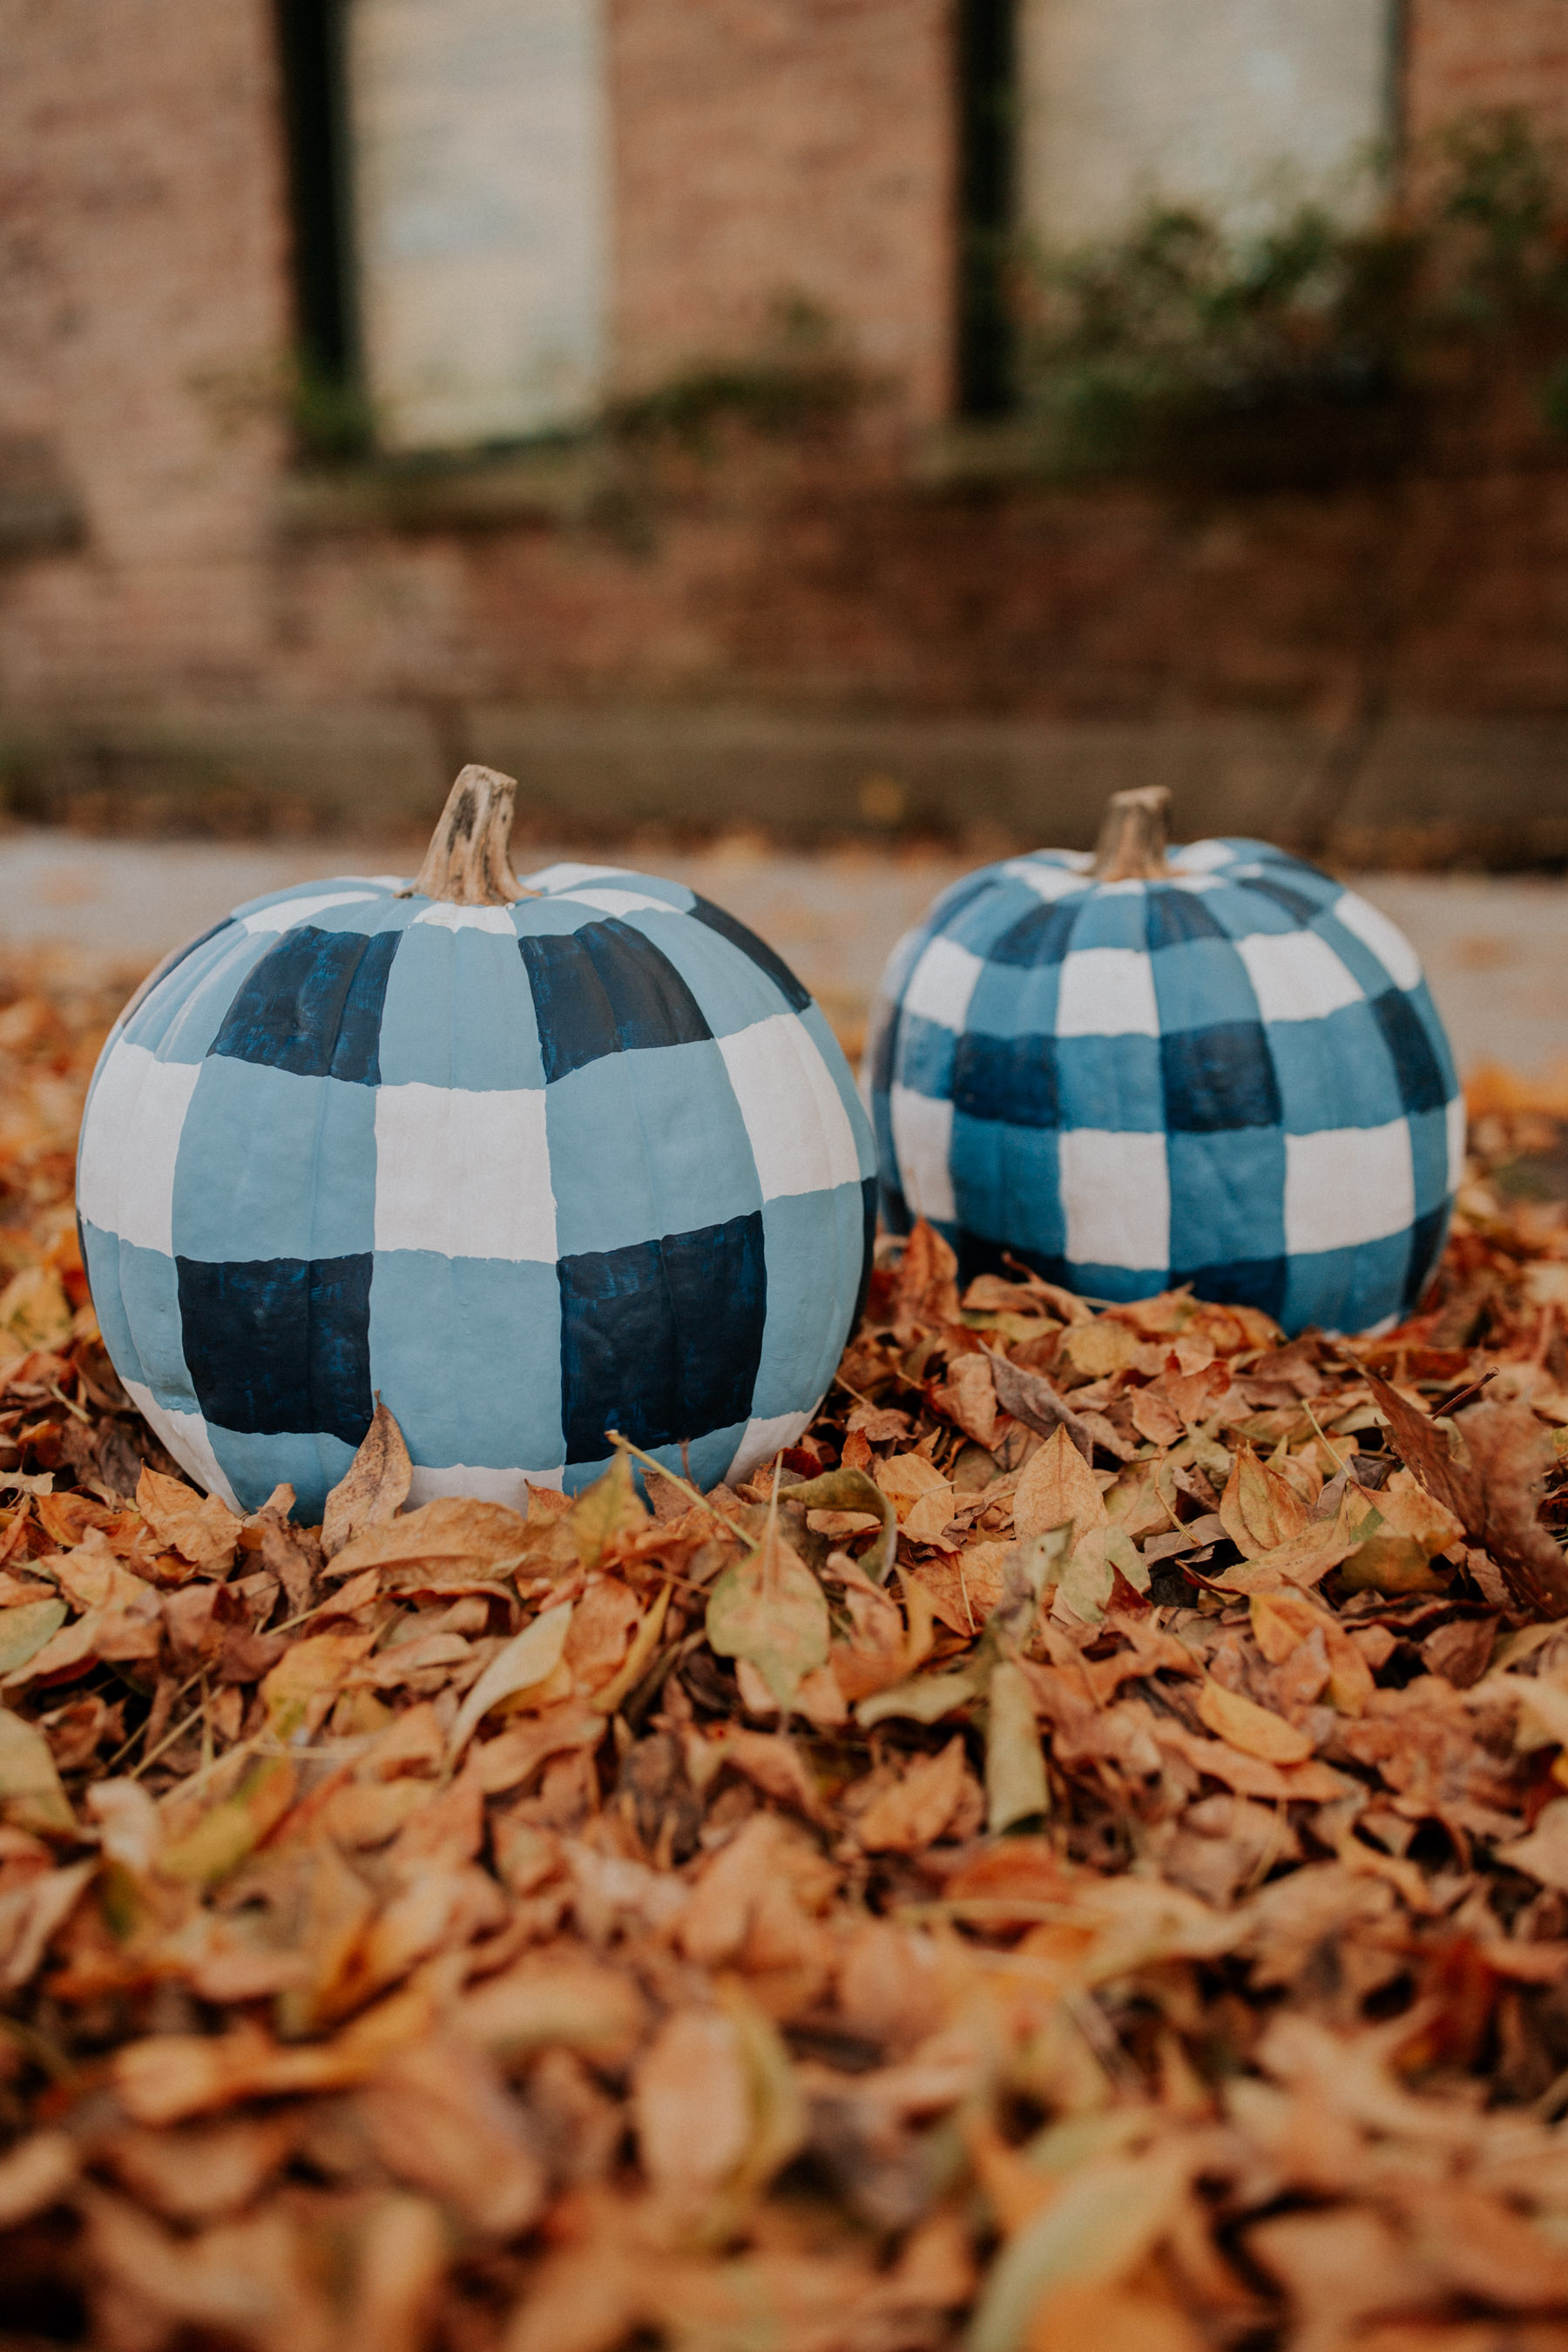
[0,1706,73,1835]
[0,1600,67,1678]
[985,1659,1049,1834]
[706,1512,828,1711]
[856,1664,984,1728]
[967,2147,1190,2352]
[157,1757,296,1885]
[779,1466,897,1583]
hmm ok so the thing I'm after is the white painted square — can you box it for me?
[1004,857,1092,902]
[1331,889,1423,990]
[522,861,632,892]
[412,903,519,934]
[719,1015,862,1200]
[407,1462,557,1511]
[553,887,679,918]
[375,1082,556,1260]
[78,1044,201,1254]
[1167,840,1233,873]
[889,1084,956,1223]
[901,936,984,1031]
[1060,1127,1169,1270]
[122,1382,241,1511]
[1055,947,1159,1037]
[1446,1094,1467,1192]
[729,1409,814,1484]
[1236,929,1362,1023]
[240,892,379,934]
[1284,1120,1415,1254]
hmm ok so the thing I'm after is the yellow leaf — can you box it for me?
[987,1660,1048,1834]
[260,1630,376,1740]
[569,1453,649,1571]
[1219,1441,1309,1560]
[0,1266,71,1355]
[157,1757,296,1885]
[1196,1678,1314,1764]
[1015,1426,1107,1542]
[0,1706,73,1835]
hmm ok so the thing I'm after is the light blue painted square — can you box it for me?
[79,1222,148,1390]
[1283,1233,1411,1335]
[563,1421,745,1499]
[1150,936,1260,1032]
[1167,1127,1287,1272]
[1055,1033,1164,1132]
[206,1423,358,1521]
[1064,1257,1170,1303]
[376,924,545,1090]
[1066,889,1149,951]
[113,1235,199,1416]
[546,1037,761,1258]
[121,929,278,1062]
[965,955,1062,1043]
[751,1184,867,1419]
[1267,1002,1409,1133]
[1204,884,1302,941]
[172,1061,378,1263]
[368,1251,565,1471]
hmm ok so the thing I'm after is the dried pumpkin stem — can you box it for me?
[402,764,536,905]
[1091,785,1172,882]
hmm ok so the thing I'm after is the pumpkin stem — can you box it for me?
[401,765,537,905]
[1091,785,1171,882]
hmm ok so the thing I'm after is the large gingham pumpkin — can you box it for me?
[78,769,875,1519]
[863,789,1462,1336]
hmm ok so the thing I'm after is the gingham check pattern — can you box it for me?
[78,863,876,1517]
[863,838,1463,1336]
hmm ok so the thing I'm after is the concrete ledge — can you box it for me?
[0,696,1561,862]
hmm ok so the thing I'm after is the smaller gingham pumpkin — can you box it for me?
[863,787,1461,1335]
[78,767,876,1518]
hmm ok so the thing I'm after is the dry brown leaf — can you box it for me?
[1196,1678,1315,1765]
[327,1495,530,1581]
[1220,1442,1310,1559]
[136,1465,241,1571]
[856,1737,970,1852]
[321,1401,413,1559]
[1015,1424,1108,1541]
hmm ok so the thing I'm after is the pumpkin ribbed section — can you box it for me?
[77,863,875,1518]
[862,837,1462,1337]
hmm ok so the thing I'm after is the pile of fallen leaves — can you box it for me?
[12,977,1568,2349]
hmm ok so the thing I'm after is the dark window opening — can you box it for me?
[956,0,1017,418]
[274,0,365,452]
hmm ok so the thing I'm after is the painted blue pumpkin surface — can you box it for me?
[78,862,875,1517]
[864,836,1462,1336]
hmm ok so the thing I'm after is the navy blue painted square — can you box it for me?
[990,899,1082,969]
[520,917,713,1082]
[953,1029,1058,1127]
[209,927,401,1085]
[688,896,812,1012]
[1369,987,1450,1116]
[1146,889,1227,950]
[1243,877,1322,925]
[1177,1254,1288,1320]
[177,1252,374,1444]
[1161,1019,1281,1132]
[558,1210,766,1462]
[897,1010,959,1102]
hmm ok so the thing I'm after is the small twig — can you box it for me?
[45,1380,91,1426]
[605,1429,754,1545]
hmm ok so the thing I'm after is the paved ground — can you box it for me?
[0,828,1562,1082]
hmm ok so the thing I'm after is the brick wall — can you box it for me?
[1407,0,1568,141]
[607,0,954,421]
[0,0,287,700]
